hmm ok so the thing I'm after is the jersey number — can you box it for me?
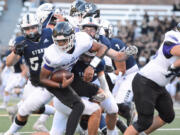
[30,57,39,71]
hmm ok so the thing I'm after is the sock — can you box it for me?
[107,129,116,135]
[100,114,107,130]
[7,117,26,134]
[44,104,55,115]
[37,114,49,123]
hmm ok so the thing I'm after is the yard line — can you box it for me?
[0,131,35,135]
[0,114,40,117]
[157,128,180,131]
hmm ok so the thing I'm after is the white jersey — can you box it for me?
[139,30,180,86]
[43,32,93,71]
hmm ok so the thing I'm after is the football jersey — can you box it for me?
[140,30,180,86]
[72,59,105,81]
[43,32,93,72]
[14,28,53,85]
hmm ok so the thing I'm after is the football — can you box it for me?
[51,69,73,83]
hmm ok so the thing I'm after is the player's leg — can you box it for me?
[5,85,54,134]
[47,85,85,135]
[124,74,155,135]
[100,92,118,135]
[144,88,175,134]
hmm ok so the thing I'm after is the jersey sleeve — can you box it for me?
[111,38,126,52]
[163,31,180,58]
[43,47,56,71]
[75,32,93,51]
[99,35,112,48]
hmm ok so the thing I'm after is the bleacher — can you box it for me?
[14,2,180,36]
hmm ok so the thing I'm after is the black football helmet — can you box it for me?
[78,2,100,18]
[53,22,75,52]
[70,0,86,16]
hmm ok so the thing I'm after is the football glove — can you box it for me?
[14,41,26,56]
[125,45,138,56]
[165,64,180,78]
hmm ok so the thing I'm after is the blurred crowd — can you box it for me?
[116,13,179,68]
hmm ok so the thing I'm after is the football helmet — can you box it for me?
[48,8,65,26]
[52,22,75,52]
[20,13,42,41]
[81,51,96,64]
[80,17,100,39]
[78,2,100,18]
[80,17,99,30]
[100,19,113,38]
[69,0,86,17]
[36,3,54,24]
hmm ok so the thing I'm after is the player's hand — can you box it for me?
[14,41,27,56]
[61,73,74,88]
[83,66,94,82]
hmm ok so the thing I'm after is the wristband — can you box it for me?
[90,56,101,68]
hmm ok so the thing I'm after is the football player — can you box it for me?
[2,38,28,110]
[79,17,118,134]
[4,13,55,135]
[124,23,179,135]
[40,21,137,135]
[100,19,139,126]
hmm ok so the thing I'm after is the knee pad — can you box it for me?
[118,103,131,117]
[159,111,175,123]
[15,116,27,126]
[101,95,118,114]
[133,114,153,132]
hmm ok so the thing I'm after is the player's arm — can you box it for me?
[40,66,60,88]
[91,41,137,62]
[40,65,74,88]
[170,45,180,57]
[97,71,111,96]
[20,64,28,78]
[6,52,21,66]
[6,39,26,66]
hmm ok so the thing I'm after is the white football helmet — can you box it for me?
[100,19,113,38]
[36,3,54,24]
[80,17,99,30]
[20,13,42,41]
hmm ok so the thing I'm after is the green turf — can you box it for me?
[0,99,180,135]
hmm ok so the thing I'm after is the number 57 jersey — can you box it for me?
[14,28,53,85]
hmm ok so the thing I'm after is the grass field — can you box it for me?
[0,99,180,135]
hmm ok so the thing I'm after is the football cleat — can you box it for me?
[33,120,48,132]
